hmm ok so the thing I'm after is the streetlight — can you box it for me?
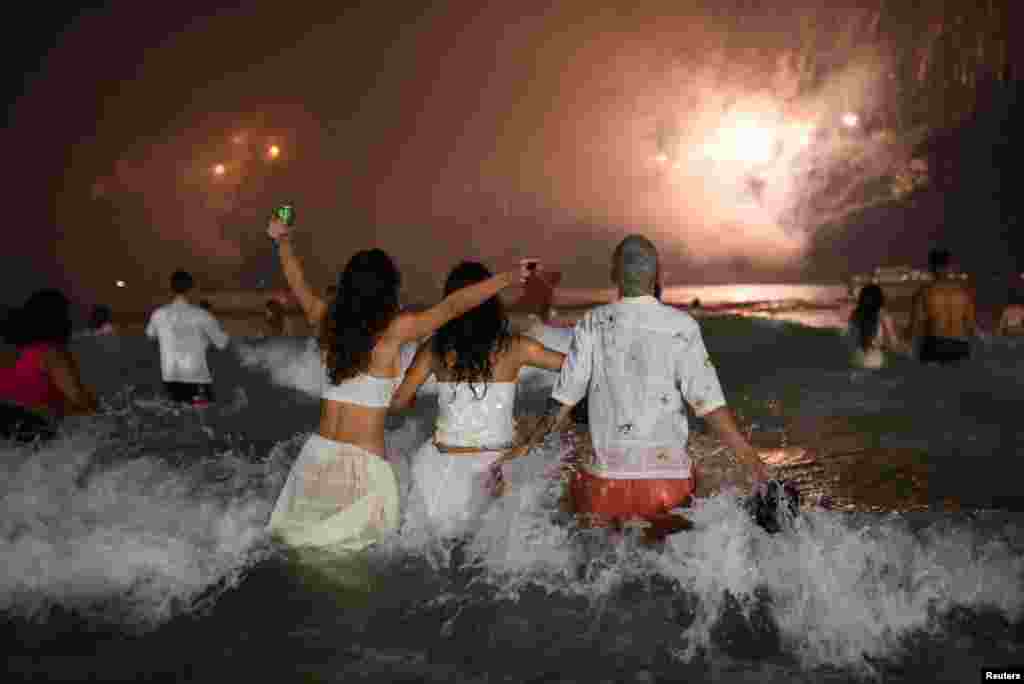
[115,280,126,288]
[213,163,226,177]
[267,144,281,160]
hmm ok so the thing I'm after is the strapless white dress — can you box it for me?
[407,382,517,539]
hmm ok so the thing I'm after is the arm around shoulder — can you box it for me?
[391,270,517,344]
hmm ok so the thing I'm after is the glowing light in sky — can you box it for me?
[115,280,126,288]
[267,144,281,160]
[213,163,226,176]
[703,115,776,166]
[841,112,860,128]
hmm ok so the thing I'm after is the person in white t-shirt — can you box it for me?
[145,270,229,405]
[501,235,767,532]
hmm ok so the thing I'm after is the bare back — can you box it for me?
[917,280,975,339]
[316,313,414,456]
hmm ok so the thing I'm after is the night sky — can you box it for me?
[4,2,1021,313]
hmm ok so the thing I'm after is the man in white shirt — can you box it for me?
[145,270,230,405]
[506,235,767,528]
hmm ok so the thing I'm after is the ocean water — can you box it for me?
[2,319,1022,683]
[553,283,849,309]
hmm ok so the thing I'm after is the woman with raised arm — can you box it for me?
[390,261,565,541]
[264,218,533,551]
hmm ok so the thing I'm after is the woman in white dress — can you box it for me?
[390,261,566,540]
[848,284,909,369]
[264,218,536,552]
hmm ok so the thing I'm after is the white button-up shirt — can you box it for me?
[551,295,726,480]
[146,298,230,384]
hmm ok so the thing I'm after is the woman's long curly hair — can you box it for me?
[432,261,511,399]
[320,249,401,384]
[850,284,884,351]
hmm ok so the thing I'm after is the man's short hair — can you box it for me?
[171,270,194,294]
[613,235,659,296]
[928,249,952,273]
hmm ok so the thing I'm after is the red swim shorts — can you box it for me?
[569,468,697,527]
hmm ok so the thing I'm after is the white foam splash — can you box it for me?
[5,324,1021,677]
[656,500,1024,672]
[0,425,277,628]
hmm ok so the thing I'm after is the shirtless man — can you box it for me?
[909,248,975,364]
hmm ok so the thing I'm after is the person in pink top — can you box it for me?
[0,290,97,440]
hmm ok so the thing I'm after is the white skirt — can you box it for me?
[268,434,400,552]
[407,441,503,539]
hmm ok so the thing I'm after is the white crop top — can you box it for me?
[434,382,517,448]
[322,373,401,408]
